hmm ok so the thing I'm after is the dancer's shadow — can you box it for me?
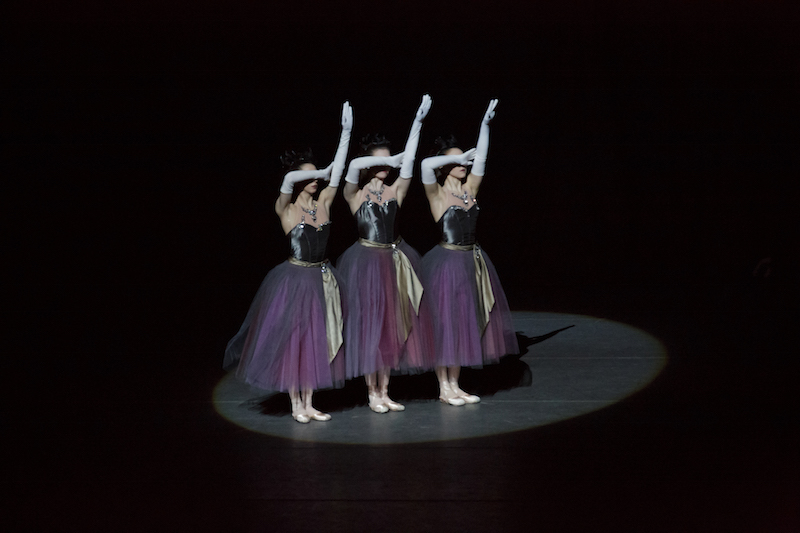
[460,325,574,396]
[246,325,574,415]
[244,393,292,417]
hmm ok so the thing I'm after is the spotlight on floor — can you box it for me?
[213,311,668,444]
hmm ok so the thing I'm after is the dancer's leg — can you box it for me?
[437,366,465,406]
[378,367,405,411]
[302,388,331,421]
[289,388,310,423]
[365,372,389,413]
[448,366,480,404]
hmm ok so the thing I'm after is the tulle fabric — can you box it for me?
[224,261,345,392]
[421,245,519,367]
[336,239,435,378]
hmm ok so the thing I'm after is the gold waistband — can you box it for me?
[438,242,496,334]
[358,236,401,248]
[288,257,329,269]
[287,257,342,362]
[358,236,423,342]
[438,241,474,252]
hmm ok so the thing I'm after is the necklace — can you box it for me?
[367,184,385,203]
[300,202,317,223]
[452,190,471,205]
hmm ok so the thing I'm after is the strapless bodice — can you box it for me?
[355,198,399,244]
[438,204,479,246]
[288,221,331,263]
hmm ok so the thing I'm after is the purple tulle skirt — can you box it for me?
[335,239,436,378]
[224,260,345,392]
[421,245,519,367]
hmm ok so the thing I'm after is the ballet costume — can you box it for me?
[336,192,435,379]
[421,195,519,367]
[224,217,345,392]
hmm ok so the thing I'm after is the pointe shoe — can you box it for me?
[368,396,389,413]
[309,412,332,421]
[459,394,481,404]
[439,395,466,406]
[369,403,389,413]
[383,399,405,412]
[292,413,311,424]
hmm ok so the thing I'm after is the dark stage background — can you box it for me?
[4,1,799,531]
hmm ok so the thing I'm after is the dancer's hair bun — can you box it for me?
[358,133,391,156]
[280,149,315,171]
[434,134,459,155]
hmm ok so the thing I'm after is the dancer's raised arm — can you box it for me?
[275,163,330,216]
[421,148,477,198]
[342,152,405,209]
[394,94,433,203]
[465,98,498,195]
[318,101,353,209]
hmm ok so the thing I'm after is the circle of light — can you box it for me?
[212,311,668,444]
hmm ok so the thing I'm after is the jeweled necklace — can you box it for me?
[452,190,471,205]
[368,184,385,203]
[300,202,318,223]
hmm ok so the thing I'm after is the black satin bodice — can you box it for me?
[355,199,399,244]
[288,222,331,263]
[438,205,479,246]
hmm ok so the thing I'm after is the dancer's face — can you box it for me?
[370,147,391,180]
[444,148,468,180]
[299,163,319,194]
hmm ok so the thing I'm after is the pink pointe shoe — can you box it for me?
[368,395,389,413]
[308,409,332,421]
[292,412,311,424]
[439,392,466,406]
[452,387,480,404]
[459,393,481,404]
[383,398,405,412]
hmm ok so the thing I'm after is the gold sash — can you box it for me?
[288,257,343,362]
[439,242,496,334]
[358,236,424,341]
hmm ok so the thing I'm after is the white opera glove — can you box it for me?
[472,98,498,177]
[344,152,405,184]
[280,168,330,195]
[399,94,433,179]
[420,149,477,185]
[329,101,353,188]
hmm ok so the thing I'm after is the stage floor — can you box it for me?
[6,305,798,532]
[213,312,667,444]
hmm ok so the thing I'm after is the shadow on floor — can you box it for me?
[246,327,575,416]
